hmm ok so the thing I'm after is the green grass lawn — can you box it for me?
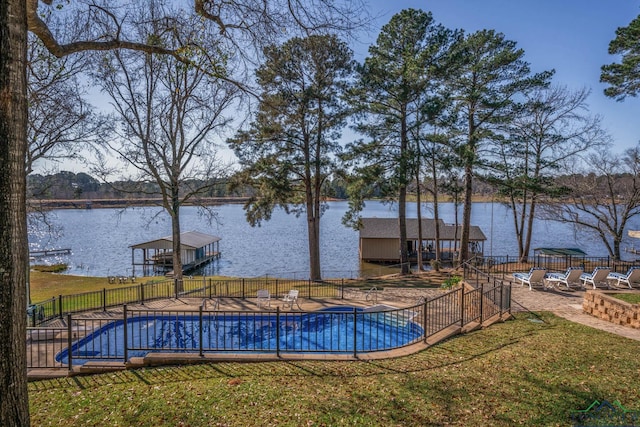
[29,271,237,303]
[29,270,117,302]
[29,312,640,426]
[611,293,640,304]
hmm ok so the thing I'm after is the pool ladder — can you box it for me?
[202,297,220,310]
[365,287,378,304]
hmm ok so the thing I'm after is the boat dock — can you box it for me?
[130,231,221,277]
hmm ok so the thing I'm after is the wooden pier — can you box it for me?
[165,251,221,277]
[29,248,71,258]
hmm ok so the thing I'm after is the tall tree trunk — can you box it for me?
[459,162,473,263]
[517,191,528,260]
[307,207,321,281]
[415,165,423,272]
[399,109,409,275]
[171,190,183,291]
[0,0,31,424]
[522,197,536,263]
[306,152,321,281]
[431,162,441,262]
[459,111,476,264]
[399,184,409,274]
[613,237,622,261]
[508,194,523,259]
[307,126,322,282]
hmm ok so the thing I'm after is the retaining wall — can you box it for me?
[583,290,640,329]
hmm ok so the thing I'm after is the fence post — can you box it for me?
[341,278,344,299]
[103,288,107,312]
[59,295,63,319]
[353,307,358,358]
[67,313,73,371]
[174,279,178,299]
[123,305,128,363]
[480,283,484,323]
[308,279,311,299]
[276,307,280,357]
[242,278,245,299]
[460,288,465,327]
[199,305,204,357]
[423,298,428,343]
[140,283,144,305]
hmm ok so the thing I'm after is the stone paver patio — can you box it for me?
[509,282,640,341]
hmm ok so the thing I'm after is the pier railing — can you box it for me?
[26,279,511,371]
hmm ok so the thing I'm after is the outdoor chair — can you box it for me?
[256,289,271,309]
[607,267,640,289]
[580,267,611,289]
[281,289,301,310]
[544,267,584,290]
[513,267,547,290]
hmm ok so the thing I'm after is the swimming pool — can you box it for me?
[56,306,424,365]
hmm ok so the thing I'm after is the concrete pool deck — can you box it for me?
[132,285,640,343]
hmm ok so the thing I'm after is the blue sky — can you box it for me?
[47,1,640,174]
[361,0,640,152]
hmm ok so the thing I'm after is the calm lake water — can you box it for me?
[27,201,640,278]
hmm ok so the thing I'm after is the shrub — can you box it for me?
[441,275,462,290]
[32,263,68,273]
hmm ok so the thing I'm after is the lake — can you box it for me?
[27,201,640,278]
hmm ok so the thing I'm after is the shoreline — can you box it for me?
[28,196,251,210]
[29,196,502,210]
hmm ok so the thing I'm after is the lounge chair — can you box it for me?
[513,267,547,290]
[281,289,301,309]
[256,289,271,309]
[544,267,584,290]
[607,267,640,289]
[580,267,611,289]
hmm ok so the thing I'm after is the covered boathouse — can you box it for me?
[130,231,221,276]
[359,218,486,263]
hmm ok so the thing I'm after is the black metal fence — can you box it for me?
[27,278,345,327]
[27,280,510,371]
[469,255,639,278]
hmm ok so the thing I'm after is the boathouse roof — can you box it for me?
[130,231,221,250]
[533,247,587,257]
[359,218,486,241]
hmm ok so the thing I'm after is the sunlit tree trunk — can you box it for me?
[415,158,423,272]
[307,129,322,281]
[399,106,409,274]
[0,0,30,424]
[171,186,183,290]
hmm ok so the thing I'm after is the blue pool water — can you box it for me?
[56,307,423,365]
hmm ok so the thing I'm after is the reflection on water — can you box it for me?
[28,201,640,278]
